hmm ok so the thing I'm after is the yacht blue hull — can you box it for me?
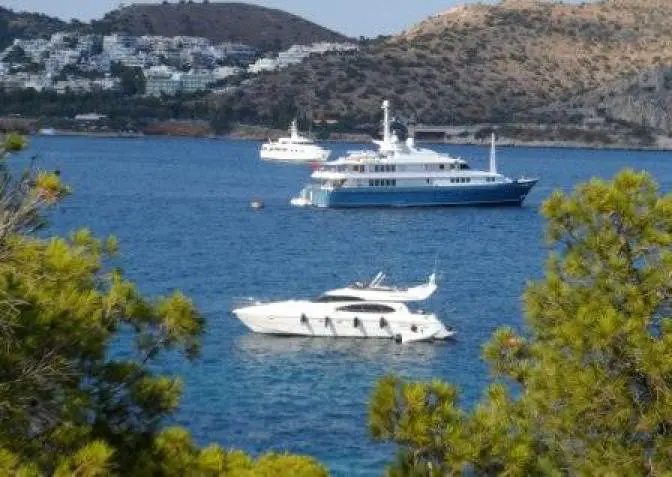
[303,180,538,208]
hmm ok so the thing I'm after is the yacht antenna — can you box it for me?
[489,132,497,174]
[382,100,391,145]
[290,119,299,140]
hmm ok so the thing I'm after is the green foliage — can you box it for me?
[0,89,232,134]
[111,62,147,96]
[0,135,328,475]
[369,169,672,475]
[2,45,29,64]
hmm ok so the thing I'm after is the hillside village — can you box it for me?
[0,32,357,96]
[2,0,672,148]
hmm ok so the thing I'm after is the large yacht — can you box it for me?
[231,273,454,344]
[260,119,331,162]
[290,100,538,208]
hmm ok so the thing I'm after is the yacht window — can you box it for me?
[336,304,396,313]
[392,180,397,186]
[459,163,470,170]
[439,164,445,170]
[313,295,364,303]
[369,180,374,186]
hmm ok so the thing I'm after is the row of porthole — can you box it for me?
[300,314,418,332]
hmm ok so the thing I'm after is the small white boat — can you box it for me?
[231,273,453,344]
[249,198,264,210]
[260,119,331,163]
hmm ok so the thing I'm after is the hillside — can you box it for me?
[228,0,672,130]
[0,7,69,50]
[525,66,672,134]
[91,2,350,51]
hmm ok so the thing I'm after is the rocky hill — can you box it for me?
[229,0,672,132]
[91,2,349,51]
[0,7,69,50]
[525,66,672,134]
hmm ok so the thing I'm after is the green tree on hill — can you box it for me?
[370,170,672,475]
[2,45,29,64]
[0,134,327,476]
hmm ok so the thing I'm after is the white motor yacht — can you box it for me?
[260,119,331,163]
[231,273,453,344]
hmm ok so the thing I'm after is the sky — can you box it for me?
[2,0,497,37]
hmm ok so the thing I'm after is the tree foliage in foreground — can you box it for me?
[370,169,672,475]
[0,135,327,476]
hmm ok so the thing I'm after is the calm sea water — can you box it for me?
[18,136,672,475]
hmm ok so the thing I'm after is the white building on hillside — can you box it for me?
[212,66,241,80]
[248,57,278,73]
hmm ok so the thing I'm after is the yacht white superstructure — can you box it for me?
[260,119,331,162]
[323,272,437,302]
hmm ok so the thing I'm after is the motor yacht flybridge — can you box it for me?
[291,100,538,208]
[231,272,454,344]
[260,119,331,162]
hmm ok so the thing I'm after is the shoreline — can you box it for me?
[31,130,672,152]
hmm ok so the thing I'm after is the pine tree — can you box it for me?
[0,135,327,476]
[369,169,672,475]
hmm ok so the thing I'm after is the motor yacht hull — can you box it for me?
[232,303,454,344]
[293,179,537,208]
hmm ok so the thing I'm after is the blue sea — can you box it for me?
[18,136,672,475]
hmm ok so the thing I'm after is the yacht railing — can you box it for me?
[231,297,265,309]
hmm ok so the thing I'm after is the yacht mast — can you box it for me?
[489,132,497,174]
[382,100,391,145]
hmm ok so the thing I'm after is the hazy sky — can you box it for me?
[3,0,498,37]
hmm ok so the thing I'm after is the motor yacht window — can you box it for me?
[336,304,396,313]
[459,163,470,170]
[313,295,364,303]
[439,164,445,170]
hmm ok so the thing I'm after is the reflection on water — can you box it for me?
[235,333,450,362]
